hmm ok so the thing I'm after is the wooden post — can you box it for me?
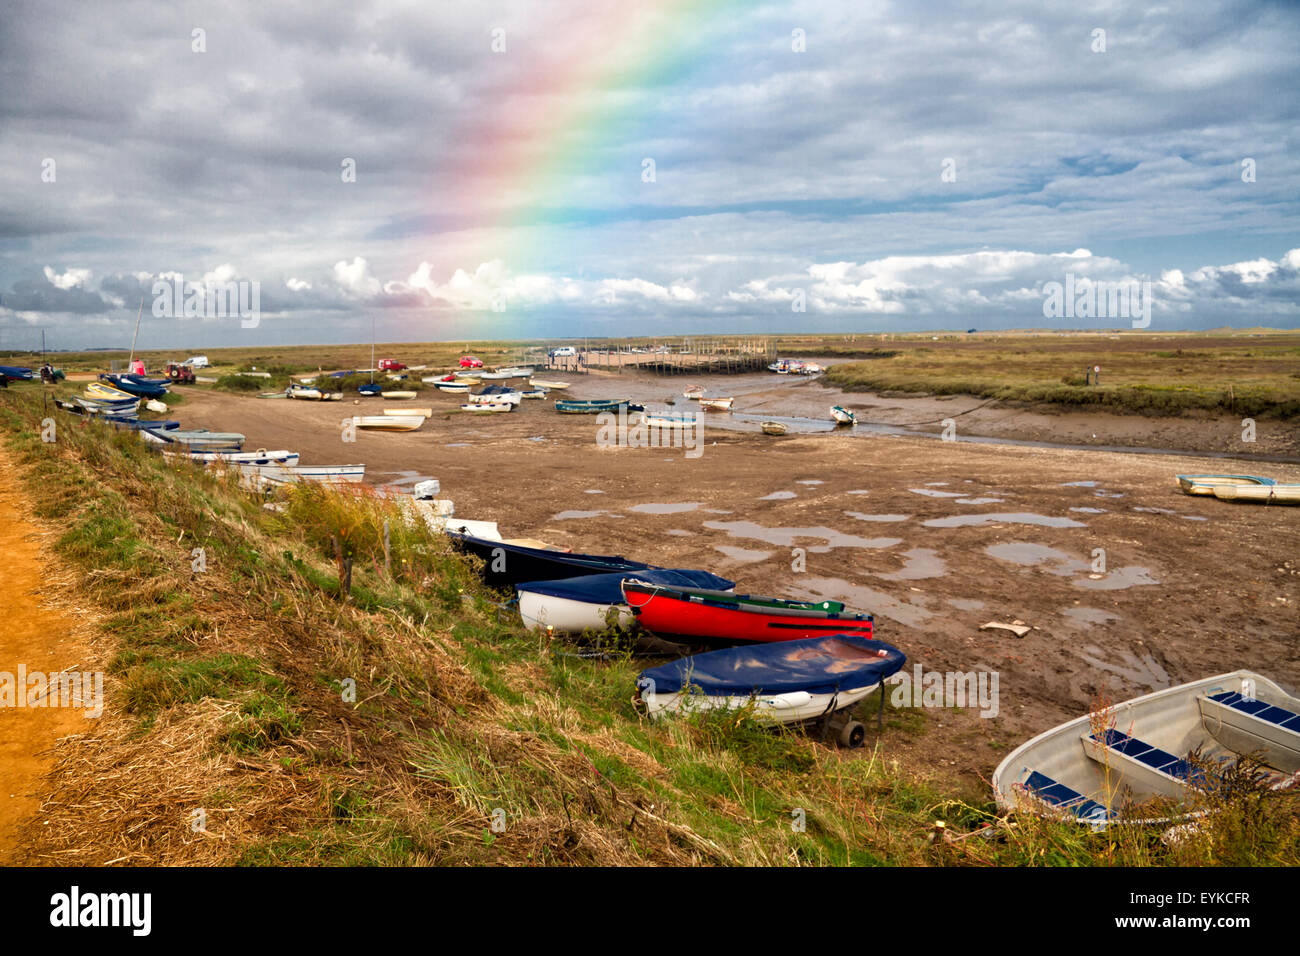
[383,519,391,577]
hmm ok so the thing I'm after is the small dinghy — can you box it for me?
[100,373,169,398]
[140,428,245,451]
[358,383,383,397]
[642,413,699,429]
[460,402,513,413]
[86,382,137,402]
[761,421,788,436]
[383,407,432,418]
[1177,474,1274,496]
[520,387,548,400]
[682,384,705,399]
[516,569,735,634]
[183,449,300,466]
[529,378,570,390]
[449,531,659,590]
[698,397,734,411]
[471,386,522,405]
[555,398,628,414]
[830,405,856,426]
[434,381,471,392]
[381,390,418,400]
[351,415,425,432]
[623,580,874,646]
[104,417,181,431]
[636,634,906,742]
[993,670,1300,828]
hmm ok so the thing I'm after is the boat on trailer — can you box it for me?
[622,580,874,646]
[636,634,906,747]
[515,569,734,634]
[993,670,1300,828]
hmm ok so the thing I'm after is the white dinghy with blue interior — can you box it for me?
[993,670,1300,828]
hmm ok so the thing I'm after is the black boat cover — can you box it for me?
[515,569,734,604]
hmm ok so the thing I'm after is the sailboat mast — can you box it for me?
[127,295,144,368]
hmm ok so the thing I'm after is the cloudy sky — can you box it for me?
[2,0,1298,351]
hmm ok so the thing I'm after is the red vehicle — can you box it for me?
[622,580,874,646]
[378,358,407,371]
[165,362,196,384]
[459,355,484,369]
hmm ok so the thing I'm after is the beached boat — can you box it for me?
[761,421,788,436]
[477,370,514,381]
[99,373,169,398]
[239,463,366,486]
[181,449,300,466]
[140,428,245,451]
[520,387,548,400]
[1212,483,1300,504]
[642,413,700,429]
[104,417,181,431]
[449,531,659,590]
[622,580,874,645]
[698,397,733,411]
[86,382,137,402]
[383,407,432,418]
[69,396,140,416]
[555,398,628,414]
[358,383,382,397]
[258,391,288,399]
[351,415,424,432]
[0,365,34,380]
[434,381,471,392]
[1177,474,1275,496]
[470,386,522,406]
[380,390,417,400]
[830,405,856,425]
[497,367,534,378]
[516,569,735,634]
[993,670,1300,828]
[529,378,570,390]
[286,384,331,401]
[636,634,906,739]
[682,384,705,399]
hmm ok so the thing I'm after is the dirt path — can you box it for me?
[0,448,88,863]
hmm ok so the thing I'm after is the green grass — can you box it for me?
[2,384,1297,867]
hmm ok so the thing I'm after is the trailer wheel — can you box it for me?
[838,720,866,749]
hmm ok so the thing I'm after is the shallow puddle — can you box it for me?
[552,510,611,520]
[713,545,774,563]
[628,502,702,515]
[947,597,986,611]
[758,491,797,500]
[845,510,911,523]
[1073,566,1159,590]
[985,542,1087,575]
[584,489,605,495]
[1074,645,1170,689]
[1069,507,1106,514]
[1063,607,1121,626]
[1061,480,1099,487]
[909,488,968,498]
[847,489,871,495]
[667,529,693,537]
[703,520,904,552]
[956,497,1002,505]
[924,512,1086,529]
[875,548,946,581]
[796,479,824,486]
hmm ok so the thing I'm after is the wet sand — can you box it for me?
[168,375,1300,788]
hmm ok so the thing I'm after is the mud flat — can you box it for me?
[168,384,1300,788]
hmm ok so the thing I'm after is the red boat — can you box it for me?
[622,580,873,645]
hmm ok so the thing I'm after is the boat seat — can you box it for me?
[1206,691,1300,732]
[1090,729,1208,788]
[1021,770,1111,822]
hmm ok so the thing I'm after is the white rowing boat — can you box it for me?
[699,397,733,411]
[460,402,513,413]
[383,407,432,418]
[528,378,570,390]
[380,390,417,400]
[993,670,1300,828]
[351,415,424,432]
[178,449,300,466]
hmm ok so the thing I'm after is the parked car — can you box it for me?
[186,355,210,368]
[459,355,484,369]
[548,346,577,358]
[378,358,407,371]
[165,362,196,384]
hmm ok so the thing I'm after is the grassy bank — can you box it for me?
[0,384,1296,865]
[821,333,1300,417]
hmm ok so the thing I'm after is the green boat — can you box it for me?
[555,398,629,414]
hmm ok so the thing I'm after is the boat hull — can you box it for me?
[623,582,873,645]
[450,532,657,590]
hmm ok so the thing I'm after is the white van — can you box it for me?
[186,356,210,368]
[548,346,577,358]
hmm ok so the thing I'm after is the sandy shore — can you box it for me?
[167,374,1300,789]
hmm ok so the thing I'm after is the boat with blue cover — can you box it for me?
[99,373,169,398]
[636,634,906,746]
[993,670,1300,828]
[0,365,34,380]
[449,531,659,590]
[516,569,735,634]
